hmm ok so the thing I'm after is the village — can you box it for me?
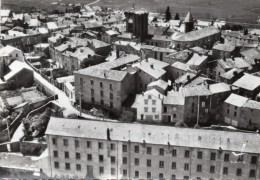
[0,2,260,179]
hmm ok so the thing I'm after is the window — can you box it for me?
[147,159,151,167]
[202,102,205,107]
[172,162,176,169]
[135,145,139,153]
[99,155,104,162]
[210,152,216,160]
[223,167,228,175]
[122,144,127,152]
[99,167,104,174]
[76,152,81,160]
[148,95,151,99]
[234,112,237,116]
[65,163,70,170]
[91,80,94,85]
[164,107,167,113]
[197,151,203,159]
[123,157,127,164]
[235,106,237,110]
[184,176,189,180]
[236,168,242,176]
[147,147,152,154]
[54,161,59,169]
[159,173,164,179]
[76,164,81,171]
[63,139,68,146]
[210,166,215,173]
[147,172,151,179]
[111,168,115,175]
[144,107,148,112]
[109,84,113,90]
[91,89,94,95]
[75,140,79,148]
[111,156,116,164]
[16,54,18,57]
[172,149,177,157]
[159,161,164,168]
[145,100,148,104]
[87,141,91,148]
[123,169,127,177]
[249,169,256,177]
[152,100,156,105]
[184,163,189,170]
[159,148,164,155]
[100,82,103,88]
[52,138,56,145]
[91,97,95,103]
[87,154,92,161]
[227,109,229,114]
[65,151,69,158]
[172,175,176,180]
[110,93,113,100]
[185,150,190,158]
[251,156,257,164]
[155,115,159,119]
[135,158,139,166]
[152,108,156,113]
[197,164,202,172]
[110,102,113,108]
[173,114,176,118]
[100,91,103,97]
[101,99,104,105]
[135,171,139,178]
[53,150,58,158]
[99,142,103,149]
[224,154,229,162]
[205,109,208,113]
[110,143,115,150]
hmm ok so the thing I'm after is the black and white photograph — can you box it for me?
[0,0,260,179]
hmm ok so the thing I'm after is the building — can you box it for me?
[224,93,260,130]
[183,11,194,33]
[212,43,238,59]
[74,54,140,111]
[45,117,260,179]
[171,26,221,50]
[233,73,260,99]
[220,68,244,84]
[132,89,164,122]
[125,10,148,42]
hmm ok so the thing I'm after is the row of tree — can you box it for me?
[165,6,180,21]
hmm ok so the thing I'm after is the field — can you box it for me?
[2,0,260,23]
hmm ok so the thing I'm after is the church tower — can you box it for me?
[184,11,194,33]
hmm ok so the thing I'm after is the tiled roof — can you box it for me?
[186,53,208,66]
[220,68,244,80]
[182,85,212,97]
[70,47,95,61]
[209,82,233,94]
[171,62,190,71]
[218,57,251,70]
[225,93,248,107]
[76,67,128,81]
[163,90,185,105]
[148,79,168,90]
[233,73,260,91]
[213,43,235,52]
[91,39,110,48]
[46,117,260,154]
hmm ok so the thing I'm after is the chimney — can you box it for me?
[231,56,235,61]
[176,83,179,91]
[187,75,191,81]
[104,72,107,78]
[223,56,226,61]
[254,59,258,64]
[116,50,119,58]
[150,64,154,69]
[233,71,238,76]
[107,128,111,140]
[80,49,84,53]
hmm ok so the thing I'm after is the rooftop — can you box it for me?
[213,43,236,52]
[163,90,185,105]
[148,79,168,90]
[220,68,244,80]
[225,93,248,107]
[218,57,251,70]
[171,61,191,71]
[172,26,220,42]
[209,82,233,94]
[186,53,208,66]
[46,117,260,154]
[233,73,260,91]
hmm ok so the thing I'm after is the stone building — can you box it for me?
[44,117,260,180]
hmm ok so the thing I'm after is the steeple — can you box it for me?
[184,10,193,22]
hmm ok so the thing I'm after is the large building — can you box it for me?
[45,117,260,179]
[125,10,148,42]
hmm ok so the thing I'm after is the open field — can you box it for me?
[2,0,260,23]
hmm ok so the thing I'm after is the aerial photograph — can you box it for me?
[0,0,260,179]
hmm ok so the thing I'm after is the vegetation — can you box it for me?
[175,121,188,128]
[174,13,180,20]
[165,6,171,22]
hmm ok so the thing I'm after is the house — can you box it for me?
[215,57,252,81]
[0,45,24,77]
[233,73,260,99]
[220,68,244,84]
[132,89,164,122]
[146,35,172,48]
[240,48,260,72]
[224,93,260,130]
[170,62,193,80]
[132,58,169,92]
[101,30,119,44]
[212,43,237,59]
[186,53,208,71]
[164,49,193,65]
[147,79,168,95]
[89,39,111,56]
[45,117,260,179]
[175,72,208,87]
[162,90,185,124]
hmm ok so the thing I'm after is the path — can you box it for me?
[86,0,100,6]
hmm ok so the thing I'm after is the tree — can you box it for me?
[174,13,180,20]
[165,6,172,22]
